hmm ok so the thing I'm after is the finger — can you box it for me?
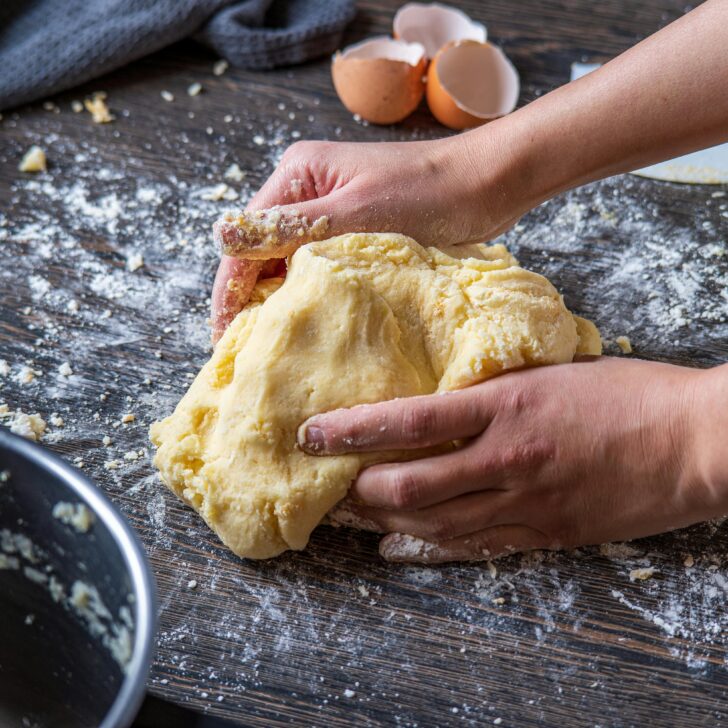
[352,444,504,510]
[297,387,496,455]
[210,256,263,345]
[213,202,332,260]
[343,490,517,541]
[326,497,385,533]
[251,162,320,208]
[379,525,549,564]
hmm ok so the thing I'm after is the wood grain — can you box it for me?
[0,1,726,726]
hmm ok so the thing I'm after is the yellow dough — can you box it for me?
[150,233,600,559]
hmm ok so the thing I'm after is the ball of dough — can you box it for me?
[150,233,600,559]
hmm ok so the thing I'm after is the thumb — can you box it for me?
[210,256,263,345]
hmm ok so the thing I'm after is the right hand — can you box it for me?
[210,134,522,343]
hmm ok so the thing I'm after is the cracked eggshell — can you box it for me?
[426,40,519,129]
[331,37,427,125]
[393,2,487,60]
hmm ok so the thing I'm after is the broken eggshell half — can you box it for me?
[393,2,487,60]
[426,40,519,130]
[331,36,427,125]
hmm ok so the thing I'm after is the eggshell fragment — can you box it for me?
[393,3,487,60]
[332,37,426,125]
[427,40,519,129]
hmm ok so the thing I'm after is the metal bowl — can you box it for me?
[0,429,156,728]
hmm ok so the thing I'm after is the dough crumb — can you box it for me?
[0,407,46,441]
[629,567,656,582]
[683,554,694,568]
[84,93,114,123]
[71,100,84,113]
[187,579,198,589]
[616,335,632,354]
[213,59,229,76]
[343,689,355,698]
[224,163,245,182]
[161,90,175,102]
[187,83,203,97]
[121,413,135,424]
[290,178,303,199]
[200,183,235,202]
[58,362,73,377]
[357,585,370,598]
[15,366,37,385]
[52,501,95,533]
[18,146,47,173]
[599,542,642,559]
[126,253,144,272]
[102,435,112,446]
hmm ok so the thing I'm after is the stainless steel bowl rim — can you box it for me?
[0,430,157,728]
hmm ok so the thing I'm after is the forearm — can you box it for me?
[459,0,728,221]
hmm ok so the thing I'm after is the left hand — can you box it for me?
[297,357,725,563]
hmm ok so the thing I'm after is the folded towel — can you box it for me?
[0,0,356,110]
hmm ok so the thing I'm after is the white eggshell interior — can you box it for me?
[436,42,519,118]
[339,36,425,66]
[394,3,487,59]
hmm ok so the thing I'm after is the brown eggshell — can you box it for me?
[332,37,426,125]
[393,2,487,60]
[427,40,519,130]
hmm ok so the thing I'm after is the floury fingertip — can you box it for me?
[379,533,438,562]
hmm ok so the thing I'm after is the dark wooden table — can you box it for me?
[1,1,726,726]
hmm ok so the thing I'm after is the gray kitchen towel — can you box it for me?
[0,0,356,110]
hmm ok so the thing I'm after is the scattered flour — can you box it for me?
[1,108,725,724]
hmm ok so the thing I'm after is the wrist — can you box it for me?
[444,98,580,242]
[440,122,534,242]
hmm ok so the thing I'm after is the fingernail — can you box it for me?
[297,423,326,454]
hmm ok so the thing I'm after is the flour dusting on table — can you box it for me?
[1,116,726,723]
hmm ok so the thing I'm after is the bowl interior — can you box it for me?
[0,431,154,728]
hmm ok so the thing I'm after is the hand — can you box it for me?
[211,134,521,342]
[298,358,728,563]
[210,1,728,343]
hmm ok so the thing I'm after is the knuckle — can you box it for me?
[497,381,538,415]
[495,438,556,473]
[284,139,325,162]
[283,140,308,158]
[401,404,438,444]
[388,469,421,510]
